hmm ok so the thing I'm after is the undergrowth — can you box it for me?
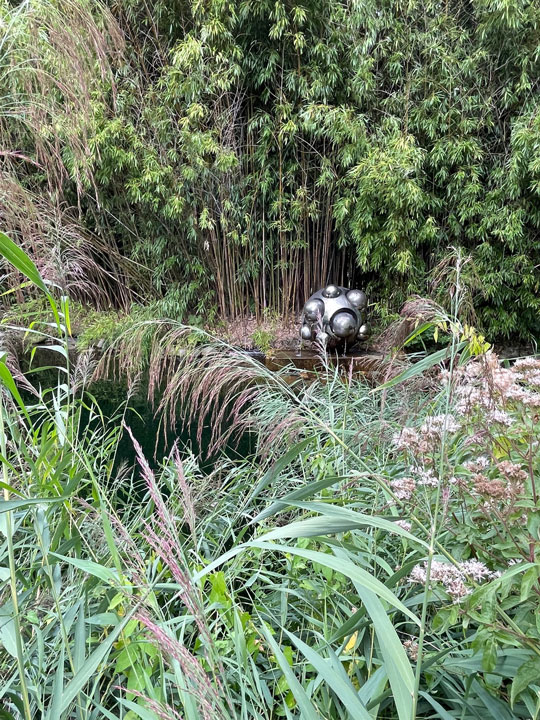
[1,235,539,719]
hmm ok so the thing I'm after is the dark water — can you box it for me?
[87,378,255,475]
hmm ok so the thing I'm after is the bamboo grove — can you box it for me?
[1,0,540,338]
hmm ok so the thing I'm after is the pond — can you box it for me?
[87,377,256,475]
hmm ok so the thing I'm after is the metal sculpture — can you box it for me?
[300,284,369,350]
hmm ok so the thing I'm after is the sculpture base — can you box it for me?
[262,349,385,376]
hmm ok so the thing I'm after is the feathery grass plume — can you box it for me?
[126,425,214,643]
[430,247,482,328]
[0,173,144,308]
[118,688,184,720]
[135,611,227,720]
[0,0,124,193]
[96,321,307,456]
[0,1,146,310]
[97,317,414,460]
[375,296,449,355]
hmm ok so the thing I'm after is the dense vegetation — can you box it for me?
[1,237,540,719]
[1,0,540,716]
[1,0,540,337]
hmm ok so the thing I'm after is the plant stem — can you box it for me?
[0,394,33,720]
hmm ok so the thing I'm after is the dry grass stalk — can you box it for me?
[0,173,145,308]
[1,0,124,193]
[374,296,446,355]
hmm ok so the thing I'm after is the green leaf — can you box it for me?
[260,624,320,720]
[482,634,498,673]
[117,698,162,720]
[374,342,466,391]
[348,582,414,720]
[0,610,17,658]
[261,501,428,548]
[284,628,372,719]
[0,496,69,513]
[245,438,312,509]
[60,611,134,712]
[0,232,61,327]
[0,361,30,422]
[45,647,65,720]
[0,232,48,294]
[249,541,419,624]
[418,691,456,720]
[472,679,514,719]
[50,554,121,585]
[511,656,540,707]
[520,566,539,602]
[253,474,355,523]
[0,709,17,720]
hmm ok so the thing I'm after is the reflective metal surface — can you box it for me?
[300,285,370,350]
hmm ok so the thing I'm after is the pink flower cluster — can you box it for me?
[395,520,412,532]
[409,559,499,601]
[513,358,540,388]
[392,414,461,455]
[497,460,527,484]
[463,456,490,473]
[390,476,416,500]
[412,466,439,487]
[448,351,540,415]
[461,457,527,501]
[403,638,419,660]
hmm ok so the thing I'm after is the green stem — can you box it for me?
[411,252,463,718]
[0,395,33,720]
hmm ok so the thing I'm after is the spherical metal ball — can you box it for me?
[300,284,369,350]
[322,284,341,298]
[303,297,325,321]
[358,323,370,338]
[300,324,313,341]
[346,289,367,309]
[331,311,357,339]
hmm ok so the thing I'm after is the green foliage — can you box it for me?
[251,326,276,354]
[1,0,540,338]
[75,308,127,350]
[1,237,540,719]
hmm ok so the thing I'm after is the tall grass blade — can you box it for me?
[252,474,356,523]
[260,623,320,720]
[245,438,312,509]
[249,541,419,624]
[283,628,372,719]
[260,502,428,548]
[374,342,466,391]
[59,612,134,713]
[0,231,48,295]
